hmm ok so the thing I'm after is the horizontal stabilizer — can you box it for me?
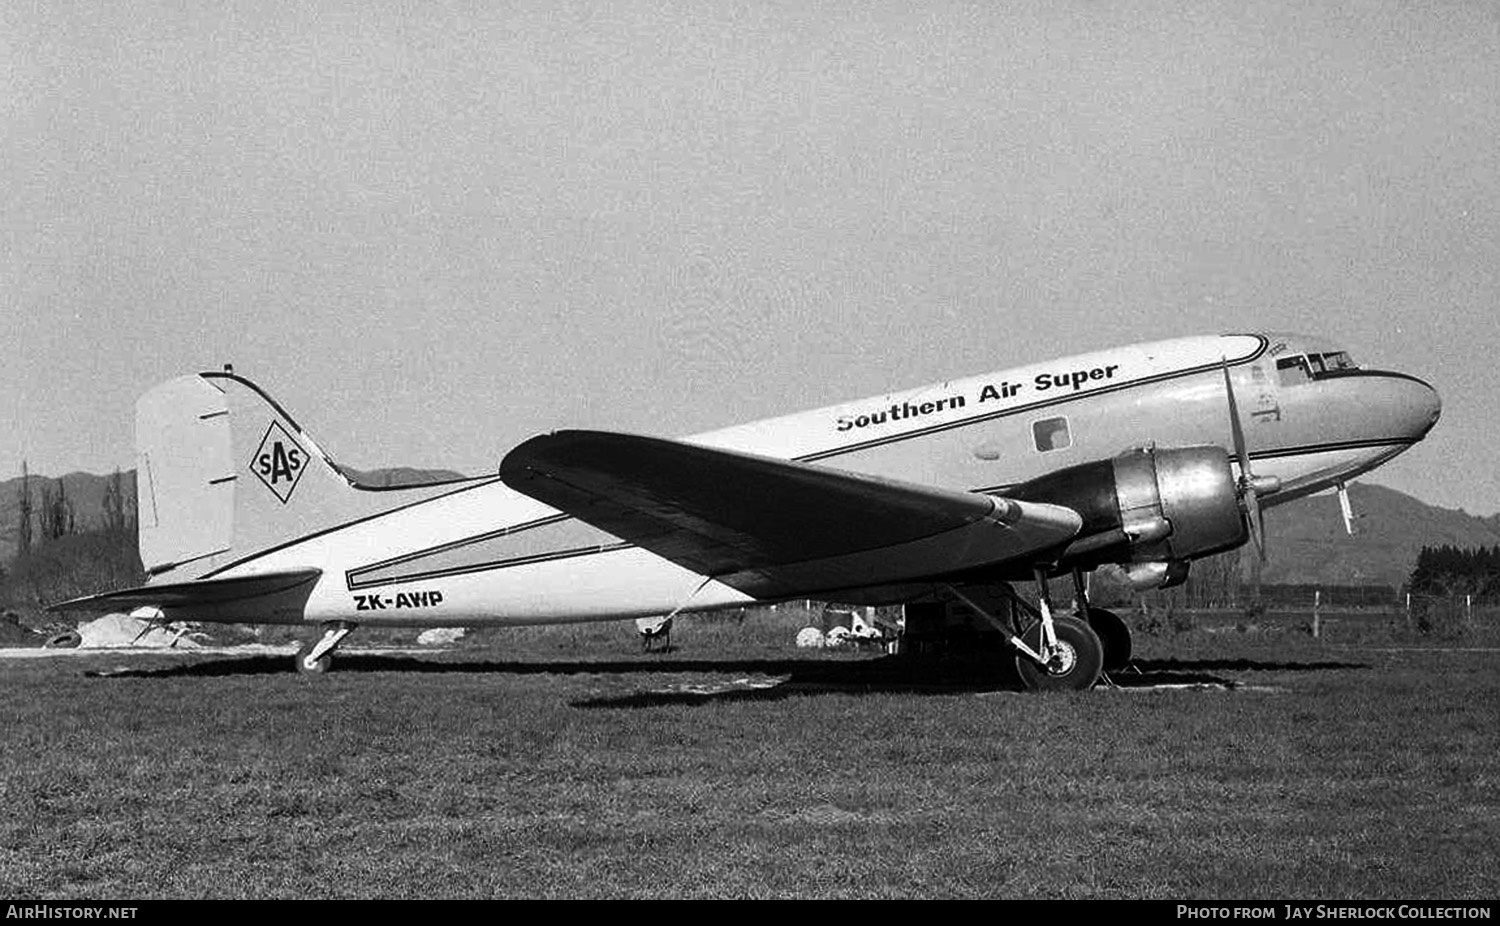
[48,568,323,613]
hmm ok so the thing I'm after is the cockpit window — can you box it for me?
[1277,356,1311,386]
[1278,351,1359,386]
[1318,351,1356,372]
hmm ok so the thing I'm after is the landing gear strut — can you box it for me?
[947,570,1103,692]
[296,621,356,674]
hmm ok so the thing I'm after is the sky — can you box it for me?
[3,0,1498,514]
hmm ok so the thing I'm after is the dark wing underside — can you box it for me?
[499,431,1081,599]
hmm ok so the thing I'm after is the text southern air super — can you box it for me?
[835,362,1121,433]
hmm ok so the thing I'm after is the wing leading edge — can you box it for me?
[498,431,1082,599]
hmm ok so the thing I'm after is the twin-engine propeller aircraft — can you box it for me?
[54,333,1439,690]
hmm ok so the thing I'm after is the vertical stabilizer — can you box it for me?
[136,371,397,581]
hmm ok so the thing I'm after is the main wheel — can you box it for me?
[1015,615,1103,692]
[1085,607,1132,672]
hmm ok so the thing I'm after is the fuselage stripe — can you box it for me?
[347,542,636,589]
[797,343,1269,463]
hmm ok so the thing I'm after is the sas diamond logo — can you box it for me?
[250,421,308,504]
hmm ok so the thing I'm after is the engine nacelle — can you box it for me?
[1005,445,1248,573]
[1112,445,1247,562]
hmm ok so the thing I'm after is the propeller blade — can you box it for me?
[1244,482,1266,562]
[1221,359,1251,473]
[1221,358,1267,562]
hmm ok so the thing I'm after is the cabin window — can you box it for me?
[1032,416,1071,452]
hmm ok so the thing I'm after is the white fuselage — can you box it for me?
[209,332,1440,626]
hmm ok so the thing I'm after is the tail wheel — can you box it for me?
[1015,615,1103,692]
[295,641,332,674]
[1085,607,1133,672]
[294,621,355,675]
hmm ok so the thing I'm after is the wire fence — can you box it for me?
[1403,591,1496,637]
[1126,589,1497,642]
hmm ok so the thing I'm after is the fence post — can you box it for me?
[1312,589,1321,638]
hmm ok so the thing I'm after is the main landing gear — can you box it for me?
[295,621,356,674]
[1012,613,1104,692]
[1070,569,1132,673]
[946,567,1128,692]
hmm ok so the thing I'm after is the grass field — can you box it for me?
[1,607,1496,899]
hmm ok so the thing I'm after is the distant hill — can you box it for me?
[1,468,1494,589]
[336,465,469,488]
[1260,483,1500,588]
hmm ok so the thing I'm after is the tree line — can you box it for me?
[2,463,143,615]
[1406,544,1500,602]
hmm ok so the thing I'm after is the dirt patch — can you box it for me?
[73,613,202,649]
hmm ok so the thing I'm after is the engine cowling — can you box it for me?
[1003,445,1248,584]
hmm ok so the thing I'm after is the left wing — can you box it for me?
[499,431,1082,599]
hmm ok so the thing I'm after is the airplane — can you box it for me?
[52,332,1440,690]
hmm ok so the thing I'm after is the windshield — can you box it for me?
[1278,351,1359,386]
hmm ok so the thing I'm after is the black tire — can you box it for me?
[1015,615,1103,692]
[1086,607,1133,672]
[45,630,82,649]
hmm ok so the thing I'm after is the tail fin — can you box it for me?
[135,371,406,580]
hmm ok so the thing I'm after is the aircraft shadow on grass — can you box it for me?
[83,651,1369,705]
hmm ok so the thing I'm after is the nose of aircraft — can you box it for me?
[1392,373,1442,441]
[1307,370,1441,453]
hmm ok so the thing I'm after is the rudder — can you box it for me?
[136,375,235,577]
